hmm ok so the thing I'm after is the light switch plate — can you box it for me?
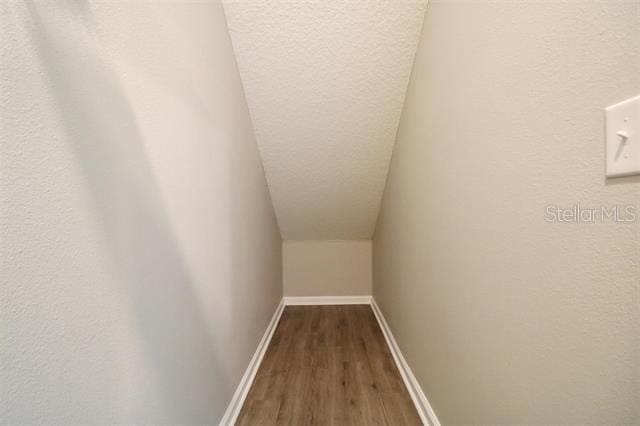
[606,95,640,178]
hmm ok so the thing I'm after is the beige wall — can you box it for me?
[373,1,639,424]
[1,2,281,423]
[284,241,371,297]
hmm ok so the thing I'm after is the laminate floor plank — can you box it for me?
[236,305,422,425]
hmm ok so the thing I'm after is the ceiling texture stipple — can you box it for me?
[223,0,427,240]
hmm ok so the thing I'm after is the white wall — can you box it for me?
[0,1,281,423]
[374,1,639,424]
[283,241,371,297]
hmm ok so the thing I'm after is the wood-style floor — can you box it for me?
[237,305,422,425]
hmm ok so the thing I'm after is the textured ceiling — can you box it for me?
[223,0,427,239]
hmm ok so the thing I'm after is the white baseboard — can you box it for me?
[219,299,285,426]
[284,295,372,305]
[370,298,441,426]
[284,296,371,306]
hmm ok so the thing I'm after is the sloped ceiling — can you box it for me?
[223,0,427,239]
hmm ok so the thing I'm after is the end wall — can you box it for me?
[283,240,372,297]
[1,2,281,423]
[373,1,639,424]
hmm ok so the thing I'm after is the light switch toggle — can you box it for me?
[616,130,629,140]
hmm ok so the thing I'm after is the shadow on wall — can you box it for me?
[25,2,229,422]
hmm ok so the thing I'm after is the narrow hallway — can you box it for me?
[2,1,638,424]
[237,305,421,425]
